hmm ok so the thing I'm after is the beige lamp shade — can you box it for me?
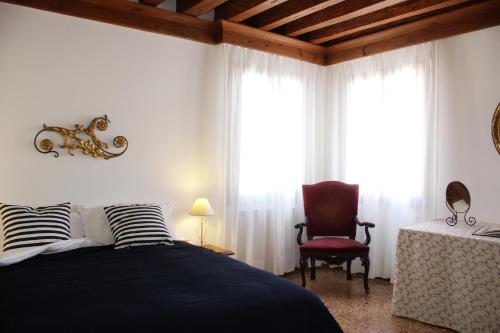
[189,198,214,216]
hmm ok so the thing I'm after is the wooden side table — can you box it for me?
[202,244,235,256]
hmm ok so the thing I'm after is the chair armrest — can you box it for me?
[355,217,375,246]
[357,221,375,228]
[294,222,307,246]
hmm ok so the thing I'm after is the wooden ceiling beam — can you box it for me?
[309,0,471,44]
[325,0,500,65]
[245,0,345,31]
[2,0,498,67]
[280,0,406,37]
[177,0,228,16]
[0,0,216,44]
[139,0,164,6]
[214,0,287,22]
[216,20,326,65]
[0,0,326,65]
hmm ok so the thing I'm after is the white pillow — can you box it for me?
[160,203,178,239]
[78,205,113,245]
[70,212,85,239]
[79,203,177,246]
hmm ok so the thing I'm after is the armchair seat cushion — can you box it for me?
[300,237,369,254]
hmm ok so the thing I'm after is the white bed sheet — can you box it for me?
[0,238,95,266]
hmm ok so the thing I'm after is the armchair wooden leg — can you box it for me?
[346,260,353,280]
[360,256,370,294]
[310,257,316,280]
[299,255,308,287]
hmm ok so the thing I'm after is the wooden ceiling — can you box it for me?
[2,0,500,65]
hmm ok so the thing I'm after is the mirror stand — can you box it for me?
[445,181,477,226]
[446,201,476,226]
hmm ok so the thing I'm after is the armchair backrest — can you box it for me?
[302,181,359,239]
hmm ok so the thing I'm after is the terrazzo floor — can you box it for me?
[283,267,455,333]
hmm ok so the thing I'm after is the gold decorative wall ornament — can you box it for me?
[493,103,500,155]
[34,115,128,159]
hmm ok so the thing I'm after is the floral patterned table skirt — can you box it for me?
[392,220,500,332]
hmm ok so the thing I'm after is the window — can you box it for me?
[238,70,304,199]
[345,66,426,202]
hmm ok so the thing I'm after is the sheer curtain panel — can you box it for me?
[221,45,326,275]
[328,43,438,280]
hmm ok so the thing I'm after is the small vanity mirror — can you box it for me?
[445,181,476,226]
[446,181,470,213]
[492,103,500,155]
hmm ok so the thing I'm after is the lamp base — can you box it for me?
[199,217,207,246]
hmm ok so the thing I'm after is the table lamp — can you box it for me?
[189,198,214,246]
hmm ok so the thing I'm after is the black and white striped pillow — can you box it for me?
[0,203,71,252]
[103,204,173,249]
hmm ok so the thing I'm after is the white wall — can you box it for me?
[0,3,220,241]
[1,1,499,247]
[437,26,500,223]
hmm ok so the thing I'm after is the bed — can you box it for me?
[0,241,342,332]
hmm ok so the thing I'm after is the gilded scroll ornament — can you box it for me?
[34,115,128,159]
[493,103,500,155]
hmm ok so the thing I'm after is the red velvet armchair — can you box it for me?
[295,181,375,293]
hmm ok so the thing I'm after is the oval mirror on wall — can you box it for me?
[493,103,500,155]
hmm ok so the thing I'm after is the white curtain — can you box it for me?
[221,45,326,275]
[328,43,438,279]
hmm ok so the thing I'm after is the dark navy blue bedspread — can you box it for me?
[0,241,342,333]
